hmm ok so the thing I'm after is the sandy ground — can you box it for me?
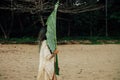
[0,44,120,80]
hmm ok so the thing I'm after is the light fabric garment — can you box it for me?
[37,40,55,80]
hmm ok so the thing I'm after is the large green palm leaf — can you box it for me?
[46,1,59,75]
[46,1,59,52]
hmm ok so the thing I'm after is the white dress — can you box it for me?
[37,40,55,80]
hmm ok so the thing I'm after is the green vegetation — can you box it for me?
[0,0,119,44]
[58,36,120,44]
[0,37,120,44]
[0,37,37,44]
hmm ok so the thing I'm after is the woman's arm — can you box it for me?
[49,49,59,60]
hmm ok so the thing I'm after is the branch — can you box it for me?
[0,1,104,14]
[0,23,7,39]
[58,4,104,14]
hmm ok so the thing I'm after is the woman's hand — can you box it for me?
[53,49,59,54]
[49,49,59,60]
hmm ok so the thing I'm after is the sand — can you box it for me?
[0,44,120,80]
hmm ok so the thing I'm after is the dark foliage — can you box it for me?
[0,0,120,39]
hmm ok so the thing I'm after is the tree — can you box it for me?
[0,0,104,14]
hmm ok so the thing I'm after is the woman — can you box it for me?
[37,26,59,80]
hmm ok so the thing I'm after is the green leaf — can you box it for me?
[46,1,59,75]
[46,1,59,52]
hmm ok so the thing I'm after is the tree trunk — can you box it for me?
[40,16,45,26]
[90,26,93,37]
[105,0,108,37]
[67,22,71,36]
[0,24,8,39]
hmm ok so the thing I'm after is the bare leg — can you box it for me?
[52,73,57,80]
